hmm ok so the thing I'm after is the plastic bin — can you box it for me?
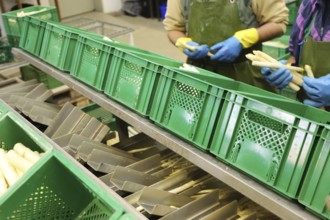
[81,103,116,129]
[70,33,173,92]
[1,6,59,47]
[0,101,53,202]
[0,41,13,64]
[0,151,125,219]
[39,23,87,72]
[104,49,183,116]
[209,90,330,198]
[287,1,298,25]
[298,125,330,220]
[19,16,48,56]
[262,35,290,60]
[20,64,64,89]
[150,66,239,150]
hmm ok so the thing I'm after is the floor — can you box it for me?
[62,11,187,63]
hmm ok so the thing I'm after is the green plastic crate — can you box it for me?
[298,126,330,220]
[209,91,330,199]
[70,34,165,92]
[20,64,63,89]
[6,35,20,48]
[81,103,116,129]
[0,41,13,64]
[104,49,184,116]
[19,16,48,56]
[287,1,299,25]
[0,101,53,201]
[39,23,86,72]
[150,66,239,150]
[262,35,290,60]
[0,151,125,219]
[1,6,59,47]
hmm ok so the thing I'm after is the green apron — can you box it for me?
[186,0,276,92]
[298,36,330,110]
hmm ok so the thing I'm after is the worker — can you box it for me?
[261,0,330,109]
[163,0,289,92]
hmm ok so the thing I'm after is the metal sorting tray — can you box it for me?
[62,17,134,38]
[73,132,278,219]
[44,102,110,153]
[0,79,39,106]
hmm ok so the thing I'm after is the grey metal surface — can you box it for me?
[13,48,319,220]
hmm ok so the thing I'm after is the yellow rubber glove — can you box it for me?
[175,37,193,52]
[233,28,259,48]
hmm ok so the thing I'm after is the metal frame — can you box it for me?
[12,48,319,220]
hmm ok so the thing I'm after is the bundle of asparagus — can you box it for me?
[0,143,42,196]
[246,50,304,91]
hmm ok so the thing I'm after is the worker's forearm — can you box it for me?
[167,30,187,45]
[257,22,284,42]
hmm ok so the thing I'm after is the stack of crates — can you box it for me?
[262,34,290,61]
[20,64,63,89]
[0,39,13,64]
[286,0,300,35]
[1,6,59,47]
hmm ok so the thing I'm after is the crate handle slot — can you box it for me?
[231,142,241,163]
[267,158,279,183]
[247,110,287,134]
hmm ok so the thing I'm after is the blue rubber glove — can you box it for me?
[210,37,242,62]
[260,60,293,90]
[302,74,330,107]
[184,41,209,60]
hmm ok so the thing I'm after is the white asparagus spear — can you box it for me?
[0,149,19,186]
[0,169,8,195]
[6,150,33,173]
[14,143,40,163]
[252,61,305,72]
[304,65,315,78]
[176,41,214,57]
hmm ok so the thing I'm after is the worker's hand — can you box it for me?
[210,37,242,62]
[184,42,209,59]
[302,74,330,107]
[175,37,209,59]
[260,60,293,90]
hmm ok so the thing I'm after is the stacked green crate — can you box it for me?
[0,39,13,64]
[286,0,299,35]
[1,6,59,47]
[81,103,116,130]
[262,35,290,60]
[20,64,63,89]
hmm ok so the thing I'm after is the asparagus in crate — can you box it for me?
[0,143,41,195]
